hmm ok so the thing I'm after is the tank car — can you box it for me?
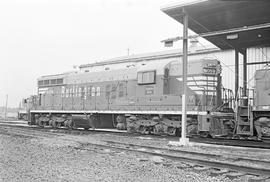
[26,58,234,137]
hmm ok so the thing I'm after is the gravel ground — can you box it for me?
[0,125,241,182]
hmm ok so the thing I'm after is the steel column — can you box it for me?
[235,50,239,99]
[180,11,189,145]
[242,48,248,106]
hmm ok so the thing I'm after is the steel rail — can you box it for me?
[104,140,270,165]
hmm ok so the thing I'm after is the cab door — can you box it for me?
[255,70,270,106]
[163,68,170,95]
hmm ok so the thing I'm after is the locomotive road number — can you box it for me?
[145,86,154,95]
[203,68,216,74]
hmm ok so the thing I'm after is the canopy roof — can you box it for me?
[161,0,270,51]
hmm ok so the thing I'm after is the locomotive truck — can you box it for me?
[24,57,236,137]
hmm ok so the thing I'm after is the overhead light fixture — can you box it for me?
[164,40,174,47]
[226,34,238,40]
[161,36,181,47]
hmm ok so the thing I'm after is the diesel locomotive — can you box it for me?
[22,57,237,137]
[236,68,270,141]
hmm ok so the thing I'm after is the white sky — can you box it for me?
[0,0,204,107]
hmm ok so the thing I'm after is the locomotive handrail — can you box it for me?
[213,87,235,112]
[238,87,255,107]
[191,76,206,108]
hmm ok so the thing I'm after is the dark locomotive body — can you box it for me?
[26,58,234,136]
[232,68,270,141]
[251,69,270,140]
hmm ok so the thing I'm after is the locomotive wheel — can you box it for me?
[199,131,210,138]
[37,120,44,128]
[49,120,52,127]
[167,127,176,136]
[65,120,72,129]
[23,115,28,121]
[71,121,77,130]
[116,123,126,130]
[116,115,126,123]
[153,124,164,135]
[138,125,144,134]
[51,120,56,129]
[138,126,149,134]
[126,122,138,133]
[56,122,62,128]
[154,124,171,135]
[89,117,95,130]
[42,121,47,127]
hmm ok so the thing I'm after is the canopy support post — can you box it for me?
[179,10,189,146]
[242,48,248,106]
[235,49,239,100]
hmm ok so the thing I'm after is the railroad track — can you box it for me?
[1,124,270,181]
[1,120,270,150]
[100,140,270,176]
[79,143,270,180]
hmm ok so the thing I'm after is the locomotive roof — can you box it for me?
[65,67,137,84]
[137,59,173,75]
[161,0,270,51]
[137,57,218,75]
[255,68,270,78]
[37,57,219,85]
[37,71,77,81]
[79,46,219,69]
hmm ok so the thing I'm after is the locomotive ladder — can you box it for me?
[236,87,254,136]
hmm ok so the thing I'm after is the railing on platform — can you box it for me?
[238,87,254,107]
[222,87,234,109]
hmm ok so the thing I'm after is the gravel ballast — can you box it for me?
[0,125,256,182]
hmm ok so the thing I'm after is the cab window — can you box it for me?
[137,71,156,85]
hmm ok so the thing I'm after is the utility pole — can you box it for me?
[127,48,130,56]
[4,94,8,121]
